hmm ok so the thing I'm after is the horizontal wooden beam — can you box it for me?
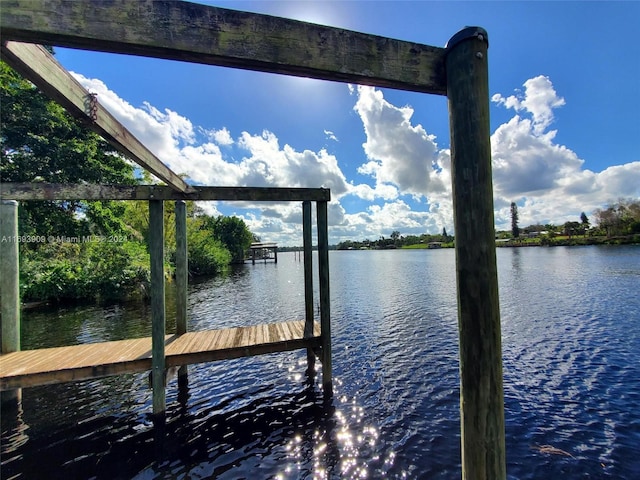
[0,0,447,95]
[0,183,331,202]
[1,41,192,193]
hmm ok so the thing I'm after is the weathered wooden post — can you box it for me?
[1,200,20,354]
[174,200,189,388]
[1,200,22,405]
[175,200,187,335]
[316,201,332,395]
[446,27,506,479]
[302,201,315,372]
[149,200,166,416]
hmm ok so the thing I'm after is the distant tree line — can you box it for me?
[1,59,254,304]
[500,199,640,243]
[337,199,639,251]
[336,228,453,250]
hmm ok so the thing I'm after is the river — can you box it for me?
[2,245,639,479]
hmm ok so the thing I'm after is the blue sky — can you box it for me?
[53,1,639,246]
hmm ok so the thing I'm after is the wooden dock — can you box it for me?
[249,242,278,264]
[0,320,321,391]
[1,4,507,474]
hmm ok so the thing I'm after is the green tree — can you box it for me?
[563,221,582,238]
[208,215,253,263]
[510,202,520,239]
[580,212,590,236]
[580,212,589,228]
[186,217,232,275]
[442,227,451,243]
[594,199,640,236]
[1,59,254,302]
[1,61,137,239]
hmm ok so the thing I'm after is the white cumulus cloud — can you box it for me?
[491,76,639,228]
[492,75,565,134]
[354,86,448,197]
[70,71,638,244]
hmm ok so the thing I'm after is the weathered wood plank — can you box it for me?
[0,321,322,390]
[0,41,191,193]
[0,0,447,95]
[0,183,331,202]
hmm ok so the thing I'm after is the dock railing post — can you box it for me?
[1,200,22,405]
[149,200,166,417]
[174,200,189,388]
[446,27,506,480]
[316,200,332,396]
[175,200,188,335]
[1,200,20,354]
[302,201,315,373]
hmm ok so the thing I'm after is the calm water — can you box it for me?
[2,246,640,479]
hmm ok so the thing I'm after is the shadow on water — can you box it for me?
[2,378,341,480]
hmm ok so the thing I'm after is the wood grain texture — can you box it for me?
[175,201,188,335]
[316,201,332,393]
[0,0,447,95]
[0,321,322,390]
[0,201,20,353]
[149,200,166,414]
[446,29,506,480]
[0,183,331,202]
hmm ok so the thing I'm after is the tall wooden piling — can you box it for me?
[149,200,166,416]
[446,27,505,480]
[175,200,187,335]
[0,200,22,405]
[1,200,20,354]
[174,200,189,387]
[302,201,315,371]
[316,201,332,395]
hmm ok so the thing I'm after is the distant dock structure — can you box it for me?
[249,242,278,264]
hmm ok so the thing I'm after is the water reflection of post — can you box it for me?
[177,366,189,410]
[511,247,522,281]
[297,381,340,478]
[1,390,29,450]
[317,390,340,477]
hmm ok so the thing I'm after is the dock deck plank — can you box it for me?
[0,320,321,390]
